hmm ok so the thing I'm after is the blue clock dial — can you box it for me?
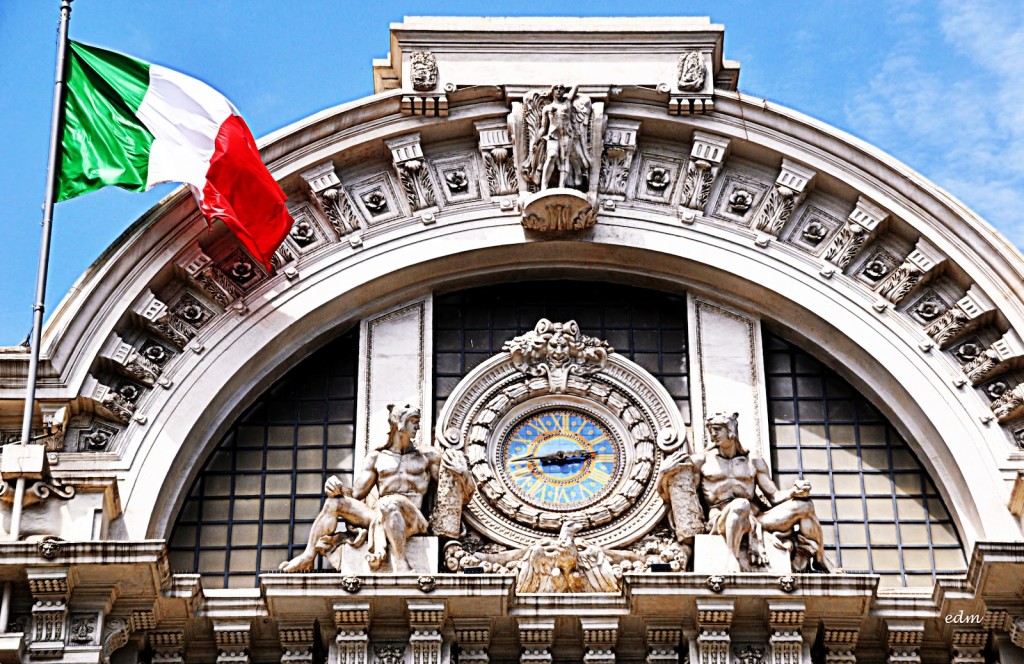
[501,408,621,510]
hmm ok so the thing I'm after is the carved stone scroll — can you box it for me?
[925,286,996,348]
[386,133,439,213]
[476,119,517,199]
[877,238,946,305]
[823,197,889,269]
[598,119,641,197]
[334,602,370,664]
[696,599,734,664]
[300,162,364,248]
[767,601,805,664]
[753,159,815,238]
[680,131,730,213]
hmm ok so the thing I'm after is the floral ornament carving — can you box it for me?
[320,188,362,238]
[913,298,945,322]
[288,217,317,247]
[728,189,753,214]
[992,384,1024,422]
[801,220,828,245]
[410,51,438,91]
[954,341,983,363]
[484,146,517,197]
[81,426,115,451]
[861,259,890,282]
[70,614,97,644]
[503,319,612,392]
[646,166,672,191]
[964,348,1001,385]
[754,185,798,237]
[361,190,389,216]
[677,50,706,91]
[598,119,640,197]
[823,222,869,269]
[444,168,469,193]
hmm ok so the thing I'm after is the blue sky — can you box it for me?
[1,1,1022,345]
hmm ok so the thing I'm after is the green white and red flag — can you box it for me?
[57,41,292,268]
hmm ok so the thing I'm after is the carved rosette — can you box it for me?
[752,160,816,238]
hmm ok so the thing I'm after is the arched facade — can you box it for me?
[1,16,1023,663]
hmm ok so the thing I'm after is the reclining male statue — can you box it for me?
[280,402,475,573]
[657,411,833,572]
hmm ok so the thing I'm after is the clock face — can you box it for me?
[500,407,621,510]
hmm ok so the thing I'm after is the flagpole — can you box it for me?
[0,1,74,632]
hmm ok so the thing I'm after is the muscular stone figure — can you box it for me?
[280,402,474,573]
[657,412,830,572]
[524,85,591,191]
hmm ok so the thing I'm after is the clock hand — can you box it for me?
[509,450,596,464]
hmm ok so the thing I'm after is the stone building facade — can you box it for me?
[0,16,1023,663]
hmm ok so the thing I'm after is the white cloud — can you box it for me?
[846,0,1024,245]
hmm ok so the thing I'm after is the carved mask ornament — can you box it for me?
[410,51,438,91]
[677,50,707,91]
[503,318,611,392]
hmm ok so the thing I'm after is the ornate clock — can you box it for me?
[435,318,686,549]
[499,407,623,511]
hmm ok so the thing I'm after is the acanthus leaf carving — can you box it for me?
[598,119,640,197]
[386,134,439,212]
[752,160,815,238]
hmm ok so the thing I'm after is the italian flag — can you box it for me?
[58,41,293,268]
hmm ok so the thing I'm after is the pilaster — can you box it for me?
[26,566,74,659]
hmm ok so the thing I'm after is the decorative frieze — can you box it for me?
[962,331,1024,385]
[646,624,682,664]
[334,602,370,664]
[300,162,365,248]
[453,618,490,664]
[518,618,555,664]
[884,620,924,664]
[752,159,816,239]
[696,598,734,664]
[386,133,439,213]
[581,618,618,664]
[475,119,517,199]
[767,601,804,664]
[822,196,889,269]
[680,131,730,213]
[598,119,641,197]
[877,238,946,306]
[924,285,996,348]
[408,600,446,664]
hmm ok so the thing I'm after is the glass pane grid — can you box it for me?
[434,281,690,423]
[764,332,967,586]
[168,328,359,588]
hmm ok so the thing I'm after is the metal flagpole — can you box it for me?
[0,0,74,633]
